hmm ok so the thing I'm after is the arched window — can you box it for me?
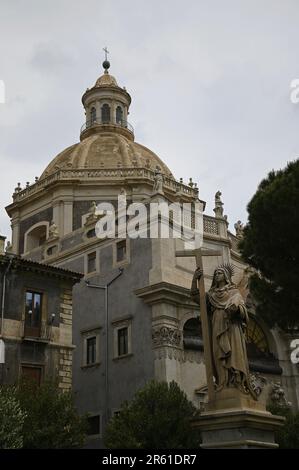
[182,314,281,374]
[90,107,96,124]
[183,317,203,350]
[246,317,269,357]
[246,316,282,374]
[24,223,48,253]
[116,106,123,124]
[101,104,110,124]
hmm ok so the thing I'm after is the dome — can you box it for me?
[40,133,174,180]
[94,71,118,88]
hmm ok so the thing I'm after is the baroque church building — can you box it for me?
[4,59,299,447]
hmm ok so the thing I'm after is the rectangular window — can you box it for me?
[118,327,128,356]
[113,319,132,360]
[24,291,42,337]
[116,240,126,263]
[86,336,96,365]
[87,252,96,273]
[87,415,101,436]
[82,329,101,367]
[21,365,42,386]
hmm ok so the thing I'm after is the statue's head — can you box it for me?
[211,265,234,288]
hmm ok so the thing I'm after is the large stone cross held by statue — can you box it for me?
[176,247,222,401]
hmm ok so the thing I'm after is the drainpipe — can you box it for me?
[85,268,124,426]
[1,256,13,338]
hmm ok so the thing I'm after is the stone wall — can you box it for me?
[58,347,73,391]
[58,289,73,391]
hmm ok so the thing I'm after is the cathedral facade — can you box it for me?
[5,60,299,447]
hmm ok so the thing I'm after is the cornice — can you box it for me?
[135,281,198,307]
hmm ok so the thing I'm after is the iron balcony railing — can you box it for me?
[20,320,53,342]
[80,117,134,135]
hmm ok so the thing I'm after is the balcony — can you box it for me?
[80,117,134,141]
[20,320,53,343]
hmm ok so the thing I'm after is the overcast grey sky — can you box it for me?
[0,0,299,239]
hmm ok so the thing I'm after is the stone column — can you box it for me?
[52,200,62,235]
[11,214,20,255]
[111,100,116,123]
[96,100,101,122]
[63,201,73,236]
[151,303,182,384]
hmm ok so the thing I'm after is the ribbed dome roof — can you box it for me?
[40,133,173,180]
[94,71,118,87]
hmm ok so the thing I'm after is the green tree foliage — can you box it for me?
[0,386,26,449]
[104,380,200,449]
[239,160,299,329]
[267,403,299,449]
[16,380,87,449]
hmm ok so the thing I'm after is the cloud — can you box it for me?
[0,0,299,239]
[30,42,75,74]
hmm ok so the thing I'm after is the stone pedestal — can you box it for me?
[192,389,285,448]
[206,387,265,412]
[193,408,284,449]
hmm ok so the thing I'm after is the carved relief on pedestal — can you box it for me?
[270,382,291,407]
[248,374,291,408]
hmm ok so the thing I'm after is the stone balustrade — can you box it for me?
[12,167,198,202]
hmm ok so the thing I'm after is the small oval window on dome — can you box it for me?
[101,104,110,124]
[90,107,96,125]
[116,106,123,125]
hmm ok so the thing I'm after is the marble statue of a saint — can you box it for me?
[85,201,99,225]
[191,265,256,399]
[153,169,163,194]
[215,190,222,204]
[49,220,59,239]
[234,220,244,239]
[213,191,224,218]
[88,201,97,215]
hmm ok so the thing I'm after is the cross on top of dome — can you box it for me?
[102,46,110,74]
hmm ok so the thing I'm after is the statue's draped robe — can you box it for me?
[207,286,250,391]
